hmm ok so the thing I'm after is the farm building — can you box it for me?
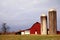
[15,21,60,35]
[0,9,60,35]
[0,22,41,35]
[30,22,41,34]
[16,22,41,35]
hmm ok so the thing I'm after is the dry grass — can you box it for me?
[0,35,60,40]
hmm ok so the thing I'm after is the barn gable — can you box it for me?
[30,22,41,34]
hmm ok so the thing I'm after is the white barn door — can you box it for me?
[35,31,37,34]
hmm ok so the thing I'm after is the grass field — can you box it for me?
[0,35,60,40]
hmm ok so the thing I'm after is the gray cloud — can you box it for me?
[0,0,60,31]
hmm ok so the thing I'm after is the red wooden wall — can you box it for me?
[30,22,41,34]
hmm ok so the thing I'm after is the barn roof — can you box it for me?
[29,22,40,29]
[16,22,41,32]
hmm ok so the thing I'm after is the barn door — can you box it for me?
[35,31,37,34]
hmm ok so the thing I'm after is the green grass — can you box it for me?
[0,35,60,40]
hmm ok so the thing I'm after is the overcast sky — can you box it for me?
[0,0,60,32]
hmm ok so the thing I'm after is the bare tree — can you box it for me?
[1,23,10,34]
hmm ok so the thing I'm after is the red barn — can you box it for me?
[30,22,41,34]
[15,22,41,35]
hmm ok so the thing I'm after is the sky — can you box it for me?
[0,0,60,32]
